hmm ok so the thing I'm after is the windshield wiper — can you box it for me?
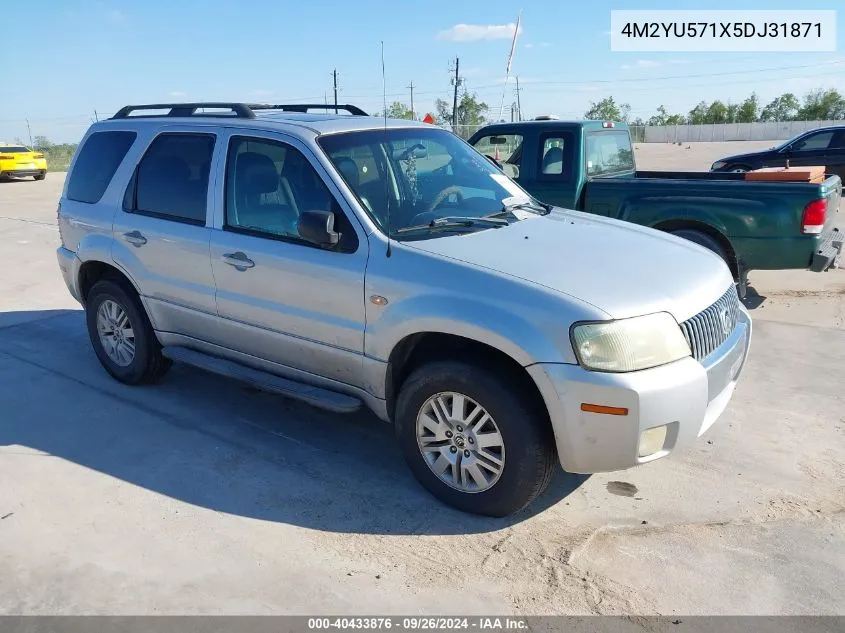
[489,199,552,218]
[394,215,508,235]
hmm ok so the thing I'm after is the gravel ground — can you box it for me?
[0,144,843,616]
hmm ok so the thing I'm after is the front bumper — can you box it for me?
[528,307,751,474]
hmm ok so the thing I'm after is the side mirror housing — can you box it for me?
[297,210,340,248]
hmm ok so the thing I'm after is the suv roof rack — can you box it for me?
[249,103,369,116]
[111,102,369,120]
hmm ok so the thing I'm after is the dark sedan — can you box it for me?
[710,126,845,180]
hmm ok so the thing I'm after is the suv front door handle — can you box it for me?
[122,230,147,247]
[222,251,255,270]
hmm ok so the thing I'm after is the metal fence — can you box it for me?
[640,120,845,143]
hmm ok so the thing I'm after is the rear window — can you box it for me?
[585,131,634,177]
[67,131,137,204]
[0,146,30,153]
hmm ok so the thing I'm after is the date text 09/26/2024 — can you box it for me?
[307,618,528,630]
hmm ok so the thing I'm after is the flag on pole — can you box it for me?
[505,11,521,75]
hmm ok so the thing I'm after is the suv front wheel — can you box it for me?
[396,360,556,516]
[85,279,171,384]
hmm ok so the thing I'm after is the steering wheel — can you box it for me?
[427,186,464,213]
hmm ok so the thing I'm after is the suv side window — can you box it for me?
[124,133,215,225]
[538,133,574,181]
[225,136,358,252]
[67,131,136,204]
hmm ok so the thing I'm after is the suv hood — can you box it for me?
[406,209,734,322]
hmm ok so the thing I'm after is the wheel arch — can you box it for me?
[77,259,143,307]
[384,332,550,434]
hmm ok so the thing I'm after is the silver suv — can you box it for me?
[56,102,751,516]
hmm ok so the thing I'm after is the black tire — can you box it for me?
[727,164,752,173]
[85,279,171,385]
[34,173,46,181]
[670,228,729,265]
[395,360,556,517]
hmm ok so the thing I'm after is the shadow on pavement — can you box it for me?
[742,285,766,310]
[0,309,587,536]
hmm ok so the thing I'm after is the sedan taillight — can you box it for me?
[33,153,45,159]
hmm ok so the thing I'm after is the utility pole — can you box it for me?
[515,76,523,122]
[332,69,339,114]
[93,109,99,122]
[407,80,415,120]
[511,103,517,122]
[451,57,461,132]
[25,118,33,148]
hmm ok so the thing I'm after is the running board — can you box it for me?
[162,346,362,414]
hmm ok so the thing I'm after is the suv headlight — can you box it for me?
[571,313,691,372]
[710,160,727,171]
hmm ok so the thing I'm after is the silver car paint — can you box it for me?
[58,114,750,473]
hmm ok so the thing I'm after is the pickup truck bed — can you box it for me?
[583,171,842,272]
[468,121,844,288]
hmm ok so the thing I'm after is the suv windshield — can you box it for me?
[318,127,540,239]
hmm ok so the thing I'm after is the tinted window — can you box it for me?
[472,133,523,180]
[585,131,634,177]
[0,146,30,153]
[539,134,574,180]
[830,131,845,149]
[793,131,833,151]
[225,136,357,250]
[67,131,136,204]
[128,133,214,224]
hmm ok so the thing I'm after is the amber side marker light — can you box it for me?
[580,403,629,416]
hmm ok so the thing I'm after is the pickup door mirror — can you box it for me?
[297,210,341,248]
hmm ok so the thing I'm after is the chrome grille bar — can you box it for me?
[679,286,741,362]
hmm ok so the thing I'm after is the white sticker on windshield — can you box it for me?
[490,173,529,199]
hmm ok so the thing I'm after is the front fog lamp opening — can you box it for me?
[638,424,669,458]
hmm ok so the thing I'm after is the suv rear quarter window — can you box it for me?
[66,131,137,204]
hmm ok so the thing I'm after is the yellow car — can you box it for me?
[0,143,48,181]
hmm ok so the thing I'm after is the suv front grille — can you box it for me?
[679,286,741,362]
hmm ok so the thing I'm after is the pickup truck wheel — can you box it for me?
[85,279,171,385]
[396,361,555,517]
[670,229,728,264]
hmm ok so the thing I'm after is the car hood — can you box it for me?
[714,147,778,165]
[405,209,734,322]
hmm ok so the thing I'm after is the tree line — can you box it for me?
[585,88,845,126]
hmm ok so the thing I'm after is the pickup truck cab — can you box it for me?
[469,120,843,295]
[57,103,751,517]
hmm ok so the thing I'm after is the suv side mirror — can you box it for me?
[297,210,340,248]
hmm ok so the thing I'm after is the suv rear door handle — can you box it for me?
[122,230,147,247]
[222,251,255,270]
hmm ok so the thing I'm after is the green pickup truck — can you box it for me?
[468,120,843,296]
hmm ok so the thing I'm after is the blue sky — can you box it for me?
[2,0,842,143]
